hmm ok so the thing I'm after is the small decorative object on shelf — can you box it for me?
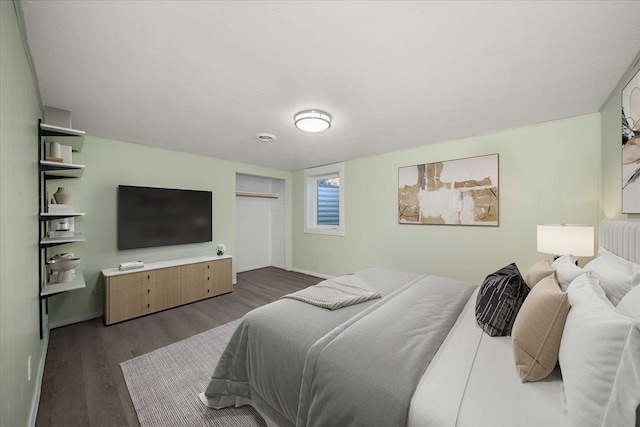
[216,243,226,256]
[118,261,145,271]
[53,186,71,204]
[49,141,61,160]
[46,217,76,241]
[48,217,75,238]
[47,203,74,214]
[48,253,81,283]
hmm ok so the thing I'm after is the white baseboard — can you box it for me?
[270,262,287,270]
[236,263,276,273]
[29,324,49,427]
[48,311,102,330]
[236,264,289,273]
[290,267,333,280]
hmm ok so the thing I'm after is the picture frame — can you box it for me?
[398,153,499,226]
[622,68,640,213]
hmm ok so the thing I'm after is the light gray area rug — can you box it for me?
[121,318,265,427]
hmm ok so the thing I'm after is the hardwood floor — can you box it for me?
[35,267,321,427]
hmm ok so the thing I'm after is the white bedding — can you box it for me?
[203,221,638,426]
[408,288,566,427]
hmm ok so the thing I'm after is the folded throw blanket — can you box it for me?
[281,274,381,310]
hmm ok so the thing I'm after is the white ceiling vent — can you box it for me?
[256,133,277,142]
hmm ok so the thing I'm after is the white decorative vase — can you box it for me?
[48,256,81,283]
[53,187,71,204]
[50,141,61,158]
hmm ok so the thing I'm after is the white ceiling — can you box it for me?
[19,1,640,171]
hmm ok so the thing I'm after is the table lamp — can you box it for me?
[537,224,594,259]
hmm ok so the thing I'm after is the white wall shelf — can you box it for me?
[41,270,86,297]
[40,160,85,178]
[39,123,85,151]
[37,120,88,339]
[40,233,85,247]
[40,212,86,220]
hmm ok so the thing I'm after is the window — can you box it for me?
[304,163,344,236]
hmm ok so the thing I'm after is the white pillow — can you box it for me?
[585,251,640,306]
[551,254,583,291]
[596,246,640,276]
[559,273,640,427]
[616,284,640,323]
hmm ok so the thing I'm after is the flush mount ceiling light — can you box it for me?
[294,110,331,132]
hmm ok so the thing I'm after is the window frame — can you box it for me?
[303,162,345,236]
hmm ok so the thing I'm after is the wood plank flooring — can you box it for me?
[35,267,321,427]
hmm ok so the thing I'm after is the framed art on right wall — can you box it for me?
[622,68,640,213]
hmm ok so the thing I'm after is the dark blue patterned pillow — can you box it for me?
[475,263,529,337]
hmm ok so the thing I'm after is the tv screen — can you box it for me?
[117,185,212,250]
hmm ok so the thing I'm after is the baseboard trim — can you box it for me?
[270,262,287,270]
[236,263,272,273]
[237,262,295,273]
[289,267,333,280]
[48,311,102,330]
[29,324,49,427]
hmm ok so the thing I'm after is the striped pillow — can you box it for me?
[476,263,530,337]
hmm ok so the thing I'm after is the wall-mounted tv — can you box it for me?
[117,185,212,250]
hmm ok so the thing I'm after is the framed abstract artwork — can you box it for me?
[622,68,640,213]
[398,153,498,226]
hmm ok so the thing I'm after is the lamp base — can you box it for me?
[552,255,578,266]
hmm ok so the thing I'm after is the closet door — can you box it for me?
[236,195,272,272]
[236,174,287,272]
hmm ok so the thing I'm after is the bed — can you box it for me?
[200,219,640,427]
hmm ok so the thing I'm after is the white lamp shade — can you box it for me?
[537,224,594,257]
[294,110,331,132]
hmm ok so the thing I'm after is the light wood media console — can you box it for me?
[102,255,232,325]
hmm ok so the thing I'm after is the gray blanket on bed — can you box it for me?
[202,268,475,427]
[280,274,381,310]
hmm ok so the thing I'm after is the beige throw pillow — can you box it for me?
[512,274,569,382]
[524,260,554,288]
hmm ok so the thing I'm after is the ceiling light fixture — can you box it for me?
[294,110,331,132]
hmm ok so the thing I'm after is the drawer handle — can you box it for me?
[147,289,150,294]
[208,265,210,269]
[207,277,210,281]
[207,289,210,293]
[147,303,150,308]
[147,275,150,279]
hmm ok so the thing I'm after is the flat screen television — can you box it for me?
[117,185,212,250]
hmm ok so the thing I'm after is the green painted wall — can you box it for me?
[47,136,292,324]
[292,114,602,284]
[0,1,45,426]
[600,52,640,220]
[2,0,637,421]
